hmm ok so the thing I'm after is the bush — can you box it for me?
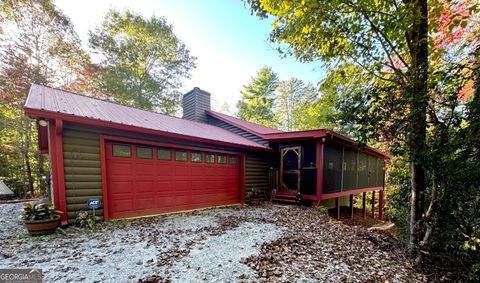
[74,211,101,229]
[316,206,329,215]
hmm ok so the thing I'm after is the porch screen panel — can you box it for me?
[376,159,385,187]
[357,153,369,188]
[342,149,357,190]
[368,155,378,187]
[323,143,342,193]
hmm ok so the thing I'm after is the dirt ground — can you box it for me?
[0,202,426,283]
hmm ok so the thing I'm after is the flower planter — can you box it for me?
[23,216,60,236]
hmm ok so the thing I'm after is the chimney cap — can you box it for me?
[185,87,211,96]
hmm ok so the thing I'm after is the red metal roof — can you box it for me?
[206,111,388,159]
[263,129,328,140]
[264,129,388,159]
[206,110,283,137]
[24,84,270,150]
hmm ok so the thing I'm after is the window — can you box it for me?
[157,148,171,160]
[191,152,202,163]
[175,151,188,161]
[136,147,153,159]
[228,156,237,165]
[217,155,227,164]
[205,153,215,163]
[112,144,131,158]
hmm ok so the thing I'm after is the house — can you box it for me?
[0,180,15,199]
[24,84,388,225]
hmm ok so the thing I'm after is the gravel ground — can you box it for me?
[0,205,283,282]
[0,203,427,282]
[0,202,27,239]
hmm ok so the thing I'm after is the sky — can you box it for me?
[54,0,325,112]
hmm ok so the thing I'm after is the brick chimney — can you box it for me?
[182,87,211,123]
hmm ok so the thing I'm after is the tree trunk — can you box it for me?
[24,126,35,197]
[406,0,429,257]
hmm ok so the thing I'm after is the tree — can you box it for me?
[276,78,305,131]
[89,10,196,114]
[216,101,233,116]
[245,0,478,262]
[275,78,336,131]
[237,66,279,127]
[0,0,88,196]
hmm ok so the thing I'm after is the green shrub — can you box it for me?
[316,206,329,215]
[75,211,101,229]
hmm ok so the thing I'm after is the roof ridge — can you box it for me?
[31,84,223,128]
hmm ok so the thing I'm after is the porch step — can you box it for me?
[272,194,297,204]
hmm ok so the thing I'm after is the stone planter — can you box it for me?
[23,216,60,236]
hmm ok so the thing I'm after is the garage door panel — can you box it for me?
[134,198,157,210]
[106,142,240,219]
[109,162,133,175]
[134,163,155,176]
[174,165,190,176]
[191,166,206,176]
[156,180,175,192]
[156,164,174,176]
[156,196,176,207]
[110,199,133,212]
[173,180,190,191]
[175,195,193,206]
[135,181,154,193]
[110,181,133,194]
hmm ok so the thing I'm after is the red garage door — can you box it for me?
[105,142,240,219]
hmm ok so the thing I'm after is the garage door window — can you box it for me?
[175,151,188,161]
[228,156,238,165]
[112,144,131,158]
[217,155,227,164]
[157,148,171,160]
[205,153,215,163]
[136,147,153,159]
[191,152,202,163]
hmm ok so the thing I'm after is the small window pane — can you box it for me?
[191,152,202,163]
[205,154,215,163]
[158,148,171,160]
[228,157,237,165]
[175,151,188,161]
[217,155,227,164]
[136,147,153,159]
[112,145,131,158]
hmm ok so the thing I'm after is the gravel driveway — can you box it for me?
[0,203,427,282]
[0,201,26,239]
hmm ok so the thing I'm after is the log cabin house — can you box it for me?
[24,84,387,225]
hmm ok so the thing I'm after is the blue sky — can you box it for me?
[54,0,325,112]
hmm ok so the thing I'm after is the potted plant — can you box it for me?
[248,188,262,205]
[21,202,62,236]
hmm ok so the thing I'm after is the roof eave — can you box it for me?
[24,107,273,152]
[263,129,389,160]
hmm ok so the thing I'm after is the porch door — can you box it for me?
[280,146,301,193]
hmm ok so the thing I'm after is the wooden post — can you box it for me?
[362,192,366,219]
[349,194,354,219]
[379,190,384,221]
[316,141,324,204]
[335,197,340,219]
[50,119,67,225]
[371,191,376,219]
